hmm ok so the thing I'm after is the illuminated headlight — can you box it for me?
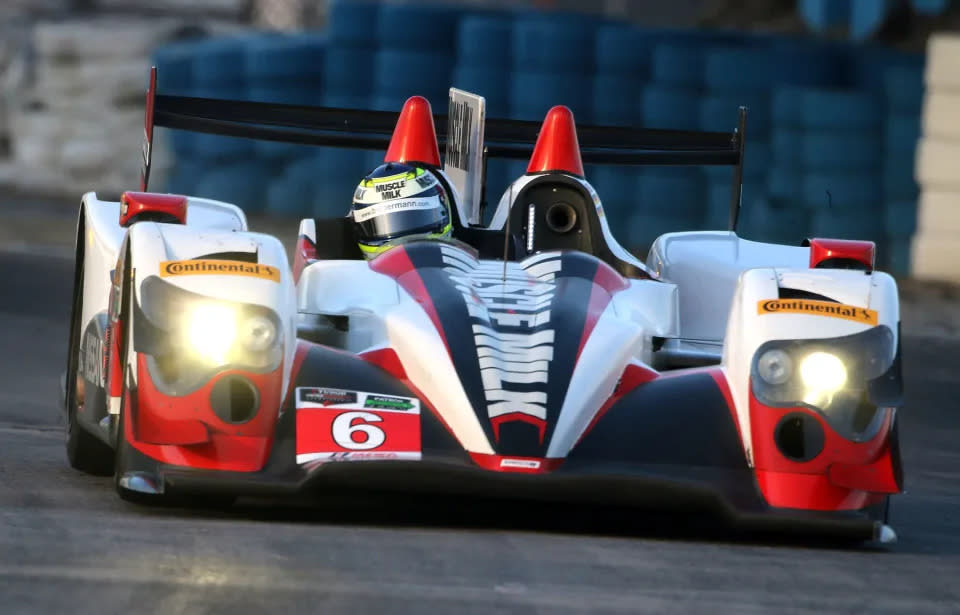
[135,275,285,396]
[756,349,793,385]
[799,351,847,392]
[187,303,238,365]
[750,326,901,440]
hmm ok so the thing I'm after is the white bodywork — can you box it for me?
[79,191,297,409]
[296,216,899,466]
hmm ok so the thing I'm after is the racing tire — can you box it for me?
[64,250,114,476]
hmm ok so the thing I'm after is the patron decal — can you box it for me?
[160,259,280,283]
[757,299,878,325]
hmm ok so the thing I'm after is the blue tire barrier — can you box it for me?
[702,141,770,181]
[595,24,650,75]
[370,93,406,112]
[884,200,918,237]
[323,93,370,109]
[377,4,460,52]
[651,43,703,88]
[884,65,925,114]
[771,86,806,126]
[883,237,912,275]
[848,46,924,92]
[483,158,527,215]
[452,64,509,107]
[458,16,512,66]
[641,85,699,130]
[809,208,884,242]
[703,47,781,91]
[771,128,803,165]
[190,37,247,85]
[767,166,803,203]
[265,155,326,216]
[627,211,703,251]
[170,132,196,158]
[799,88,882,129]
[153,42,195,96]
[163,162,205,195]
[850,0,896,42]
[882,155,919,201]
[375,50,454,97]
[188,82,254,160]
[509,70,591,123]
[245,34,326,82]
[592,73,643,126]
[885,113,921,154]
[512,16,594,73]
[802,172,882,210]
[636,168,705,218]
[312,148,368,217]
[912,0,950,16]
[328,0,380,46]
[588,165,637,224]
[798,0,849,34]
[246,82,322,106]
[738,195,810,243]
[766,38,845,87]
[324,46,376,96]
[193,161,273,213]
[801,131,882,172]
[699,92,771,136]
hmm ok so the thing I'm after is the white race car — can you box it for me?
[62,70,904,543]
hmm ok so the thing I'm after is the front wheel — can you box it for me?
[64,261,113,476]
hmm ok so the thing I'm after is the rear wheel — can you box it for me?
[65,259,113,476]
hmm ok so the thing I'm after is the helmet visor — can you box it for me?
[353,195,447,242]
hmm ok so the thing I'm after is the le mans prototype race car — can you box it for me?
[62,68,904,543]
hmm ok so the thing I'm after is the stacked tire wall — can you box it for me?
[150,0,929,275]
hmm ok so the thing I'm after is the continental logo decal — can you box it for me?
[757,299,878,325]
[160,259,281,283]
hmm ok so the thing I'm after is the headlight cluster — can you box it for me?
[134,275,283,395]
[751,326,900,440]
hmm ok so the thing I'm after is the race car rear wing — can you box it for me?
[139,67,748,230]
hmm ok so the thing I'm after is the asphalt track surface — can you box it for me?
[1,250,959,615]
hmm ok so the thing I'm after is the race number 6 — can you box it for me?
[331,411,386,450]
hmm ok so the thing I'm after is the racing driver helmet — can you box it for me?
[351,162,452,258]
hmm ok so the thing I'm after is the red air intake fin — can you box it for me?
[526,105,585,177]
[383,96,442,168]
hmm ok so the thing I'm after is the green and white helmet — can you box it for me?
[351,162,452,258]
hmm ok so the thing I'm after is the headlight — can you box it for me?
[134,275,284,396]
[756,349,793,385]
[187,303,238,365]
[240,314,278,353]
[750,326,899,440]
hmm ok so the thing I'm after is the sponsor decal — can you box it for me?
[415,174,435,189]
[364,395,416,411]
[440,246,562,441]
[295,391,422,465]
[757,299,878,325]
[298,387,358,406]
[160,259,280,283]
[499,458,541,469]
[81,331,105,388]
[353,197,439,222]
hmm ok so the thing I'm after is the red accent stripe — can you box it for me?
[490,412,547,444]
[574,260,629,362]
[359,347,458,441]
[575,362,658,445]
[469,453,563,474]
[281,340,314,408]
[369,246,451,356]
[292,234,317,284]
